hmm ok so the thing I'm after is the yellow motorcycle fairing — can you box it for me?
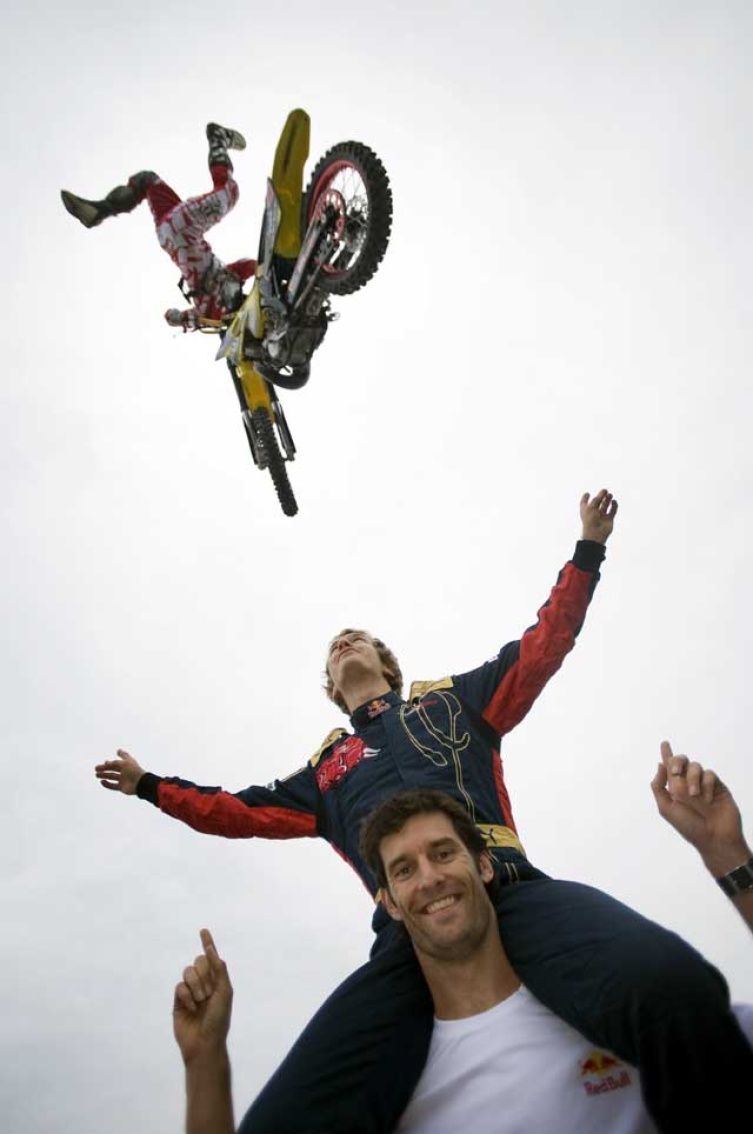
[236,358,273,414]
[216,108,310,364]
[271,108,310,260]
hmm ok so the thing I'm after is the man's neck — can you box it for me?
[419,925,521,1021]
[345,679,394,715]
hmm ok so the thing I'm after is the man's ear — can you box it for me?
[479,852,495,884]
[380,885,403,923]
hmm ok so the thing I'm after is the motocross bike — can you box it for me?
[199,108,393,517]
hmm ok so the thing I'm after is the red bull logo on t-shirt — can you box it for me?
[579,1050,633,1096]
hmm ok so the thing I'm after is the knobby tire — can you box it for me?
[251,407,298,517]
[304,141,393,295]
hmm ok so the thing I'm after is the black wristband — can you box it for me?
[572,539,607,573]
[136,771,162,805]
[717,857,753,897]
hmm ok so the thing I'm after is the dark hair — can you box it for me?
[323,629,404,714]
[359,788,490,894]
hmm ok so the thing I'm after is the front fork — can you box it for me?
[228,360,295,467]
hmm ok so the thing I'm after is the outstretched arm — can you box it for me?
[478,487,618,735]
[93,749,319,840]
[173,928,236,1134]
[652,741,753,934]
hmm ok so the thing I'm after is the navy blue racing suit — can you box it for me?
[136,540,752,1133]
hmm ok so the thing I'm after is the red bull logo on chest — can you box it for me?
[579,1050,633,1096]
[315,736,380,792]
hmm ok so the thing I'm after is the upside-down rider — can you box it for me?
[60,123,256,333]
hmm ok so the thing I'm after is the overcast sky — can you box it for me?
[3,2,753,1131]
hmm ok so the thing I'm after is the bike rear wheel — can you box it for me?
[304,141,392,295]
[247,407,298,517]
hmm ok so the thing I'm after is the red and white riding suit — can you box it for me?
[137,164,255,326]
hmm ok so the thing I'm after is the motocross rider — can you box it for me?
[60,123,256,332]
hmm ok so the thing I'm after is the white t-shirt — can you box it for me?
[396,987,753,1134]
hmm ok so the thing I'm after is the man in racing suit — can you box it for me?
[60,123,256,332]
[95,488,753,1133]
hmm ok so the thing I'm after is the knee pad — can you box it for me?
[128,170,159,200]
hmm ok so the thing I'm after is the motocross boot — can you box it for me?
[60,183,141,229]
[206,122,247,170]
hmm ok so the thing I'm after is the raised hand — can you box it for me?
[174,929,236,1134]
[94,749,145,795]
[173,928,234,1067]
[651,740,750,877]
[580,489,618,545]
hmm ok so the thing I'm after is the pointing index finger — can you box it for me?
[200,928,223,972]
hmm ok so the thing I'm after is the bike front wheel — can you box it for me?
[246,407,298,517]
[304,141,393,295]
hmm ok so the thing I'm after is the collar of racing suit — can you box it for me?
[350,690,402,730]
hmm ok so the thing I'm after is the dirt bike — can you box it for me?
[199,108,393,517]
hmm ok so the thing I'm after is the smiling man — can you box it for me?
[359,789,753,1134]
[374,803,508,979]
[171,775,753,1134]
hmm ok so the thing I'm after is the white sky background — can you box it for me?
[3,1,753,1130]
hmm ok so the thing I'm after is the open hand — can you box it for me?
[580,489,618,544]
[94,749,145,795]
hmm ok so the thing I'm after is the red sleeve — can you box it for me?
[141,765,319,840]
[482,561,596,736]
